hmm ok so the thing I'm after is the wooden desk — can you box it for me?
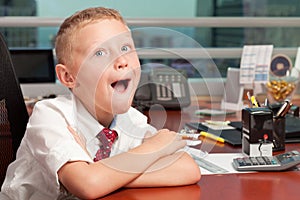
[101,97,300,200]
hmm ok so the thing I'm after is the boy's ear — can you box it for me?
[56,64,76,88]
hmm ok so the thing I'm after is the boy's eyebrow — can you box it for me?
[93,36,134,49]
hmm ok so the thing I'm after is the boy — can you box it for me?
[1,7,200,199]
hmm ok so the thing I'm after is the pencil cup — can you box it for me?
[273,117,286,151]
[242,108,274,156]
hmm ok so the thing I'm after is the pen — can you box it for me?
[275,101,292,118]
[181,133,201,140]
[247,91,260,108]
[264,98,269,108]
[281,103,292,117]
[181,131,225,143]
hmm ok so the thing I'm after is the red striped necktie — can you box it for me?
[94,128,118,162]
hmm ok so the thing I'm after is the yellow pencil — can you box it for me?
[200,131,225,143]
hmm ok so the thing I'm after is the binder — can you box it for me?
[185,121,242,146]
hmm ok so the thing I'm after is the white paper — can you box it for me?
[186,147,254,175]
[195,109,235,116]
[198,153,247,175]
[291,47,300,77]
[201,122,235,131]
[186,140,202,146]
[240,45,273,84]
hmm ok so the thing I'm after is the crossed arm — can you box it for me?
[58,128,201,199]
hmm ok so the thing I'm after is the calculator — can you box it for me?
[232,150,300,171]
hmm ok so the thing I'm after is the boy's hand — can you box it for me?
[142,129,186,157]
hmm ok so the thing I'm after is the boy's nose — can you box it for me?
[114,55,128,70]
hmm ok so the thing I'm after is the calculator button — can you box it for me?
[236,158,247,166]
[262,157,272,165]
[250,157,259,165]
[256,157,266,165]
[243,158,252,166]
[271,159,278,165]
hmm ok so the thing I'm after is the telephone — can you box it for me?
[133,67,191,110]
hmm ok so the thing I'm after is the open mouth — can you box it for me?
[111,79,130,93]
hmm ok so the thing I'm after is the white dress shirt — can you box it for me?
[0,95,156,200]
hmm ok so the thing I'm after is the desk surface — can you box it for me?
[100,97,300,200]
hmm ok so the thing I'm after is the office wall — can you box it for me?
[36,0,197,47]
[36,0,197,17]
[19,1,300,98]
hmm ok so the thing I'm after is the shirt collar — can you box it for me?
[72,97,104,142]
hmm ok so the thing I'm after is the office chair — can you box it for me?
[0,33,29,184]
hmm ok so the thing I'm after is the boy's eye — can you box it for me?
[95,50,105,56]
[121,45,131,52]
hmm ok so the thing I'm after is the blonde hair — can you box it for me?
[55,7,125,66]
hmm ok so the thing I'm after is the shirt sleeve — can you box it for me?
[25,100,93,184]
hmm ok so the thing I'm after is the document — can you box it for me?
[187,147,253,175]
[240,45,273,84]
[195,109,236,117]
[291,47,300,77]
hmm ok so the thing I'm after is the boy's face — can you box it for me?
[71,19,141,121]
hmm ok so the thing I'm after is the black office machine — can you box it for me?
[242,107,274,156]
[133,67,191,110]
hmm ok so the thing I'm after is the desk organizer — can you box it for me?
[242,107,274,156]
